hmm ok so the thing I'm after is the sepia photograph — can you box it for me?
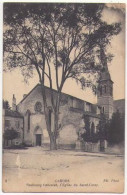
[2,2,125,193]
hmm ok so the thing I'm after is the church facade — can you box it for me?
[17,84,101,148]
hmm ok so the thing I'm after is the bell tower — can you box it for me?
[97,66,114,119]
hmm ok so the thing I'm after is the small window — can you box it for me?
[91,122,95,135]
[5,120,10,128]
[86,103,91,112]
[26,110,31,132]
[60,95,68,106]
[110,87,112,96]
[15,121,20,129]
[102,107,105,113]
[97,106,100,114]
[72,99,77,108]
[34,102,42,112]
[28,112,30,131]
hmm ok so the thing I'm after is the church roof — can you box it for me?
[18,84,101,118]
[18,84,39,104]
[18,84,94,105]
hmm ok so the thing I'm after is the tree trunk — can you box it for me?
[47,101,60,150]
[50,134,57,150]
[43,107,57,150]
[40,84,61,150]
[52,92,61,150]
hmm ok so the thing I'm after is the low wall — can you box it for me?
[83,142,100,152]
[75,141,100,152]
[57,143,76,150]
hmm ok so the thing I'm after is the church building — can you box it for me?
[3,67,125,151]
[16,67,123,149]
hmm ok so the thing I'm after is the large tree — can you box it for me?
[107,110,125,145]
[3,128,19,146]
[3,100,10,109]
[3,3,121,150]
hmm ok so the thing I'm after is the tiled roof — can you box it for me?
[5,109,23,118]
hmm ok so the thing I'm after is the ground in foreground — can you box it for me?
[2,147,124,193]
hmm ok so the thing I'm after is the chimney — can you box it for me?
[12,94,16,111]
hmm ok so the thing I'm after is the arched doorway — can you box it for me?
[34,126,43,146]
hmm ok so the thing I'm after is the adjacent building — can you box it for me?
[3,96,23,146]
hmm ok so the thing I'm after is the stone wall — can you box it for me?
[58,104,85,149]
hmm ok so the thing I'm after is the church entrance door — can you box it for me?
[36,134,42,146]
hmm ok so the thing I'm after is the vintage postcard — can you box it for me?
[2,2,125,193]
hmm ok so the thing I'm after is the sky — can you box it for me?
[3,3,125,107]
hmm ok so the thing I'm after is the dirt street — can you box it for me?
[2,147,124,193]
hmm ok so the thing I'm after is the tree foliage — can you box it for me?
[4,3,121,89]
[3,128,19,141]
[82,114,108,143]
[98,113,108,140]
[107,110,125,144]
[3,100,10,109]
[81,116,98,143]
[3,3,121,149]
